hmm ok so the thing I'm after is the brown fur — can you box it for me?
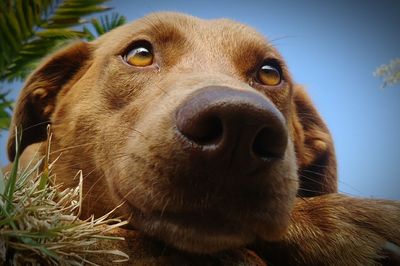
[7,13,400,265]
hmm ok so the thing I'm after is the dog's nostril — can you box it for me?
[252,127,284,160]
[190,116,223,145]
[176,99,224,145]
[175,86,288,177]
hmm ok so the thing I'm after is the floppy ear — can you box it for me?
[7,41,91,161]
[291,85,337,196]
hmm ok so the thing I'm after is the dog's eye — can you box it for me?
[257,63,281,86]
[125,44,153,67]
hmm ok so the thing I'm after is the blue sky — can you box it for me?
[1,0,399,199]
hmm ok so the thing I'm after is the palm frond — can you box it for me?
[100,12,126,32]
[0,0,111,82]
[0,91,13,132]
[84,12,126,41]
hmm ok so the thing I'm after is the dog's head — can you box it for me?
[8,13,336,253]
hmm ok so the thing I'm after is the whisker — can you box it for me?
[21,120,51,132]
[303,163,329,169]
[299,173,326,186]
[118,184,141,205]
[301,169,327,177]
[50,142,99,154]
[83,156,132,203]
[296,187,325,194]
[160,197,170,218]
[268,34,301,44]
[49,128,147,155]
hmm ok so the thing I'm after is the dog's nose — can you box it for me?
[175,86,287,176]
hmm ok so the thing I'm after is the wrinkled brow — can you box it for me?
[140,16,188,47]
[230,37,283,76]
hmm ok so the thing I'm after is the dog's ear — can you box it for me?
[291,85,337,196]
[7,41,91,161]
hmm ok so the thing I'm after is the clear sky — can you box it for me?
[1,0,399,199]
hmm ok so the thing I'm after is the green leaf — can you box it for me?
[55,6,111,16]
[0,91,12,130]
[0,15,20,52]
[38,170,48,191]
[91,17,105,35]
[0,168,5,195]
[0,0,114,82]
[4,127,21,212]
[16,0,31,39]
[86,13,127,39]
[26,3,35,32]
[5,12,23,42]
[61,0,110,8]
[0,117,11,130]
[0,215,19,227]
[83,26,96,41]
[37,28,87,39]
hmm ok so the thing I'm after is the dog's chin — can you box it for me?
[129,207,255,253]
[110,178,293,253]
[121,200,290,254]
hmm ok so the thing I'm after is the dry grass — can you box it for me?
[0,127,129,265]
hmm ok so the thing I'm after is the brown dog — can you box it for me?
[7,12,400,265]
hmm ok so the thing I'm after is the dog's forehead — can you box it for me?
[94,12,276,57]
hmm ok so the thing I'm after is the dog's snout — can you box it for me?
[175,86,288,176]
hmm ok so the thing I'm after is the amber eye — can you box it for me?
[257,63,282,86]
[125,43,154,67]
